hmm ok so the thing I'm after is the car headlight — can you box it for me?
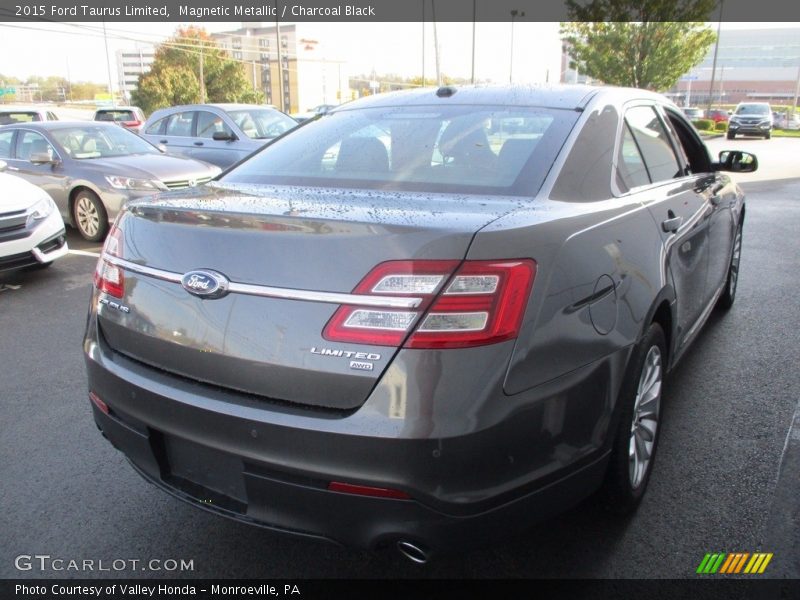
[26,196,56,227]
[105,175,157,191]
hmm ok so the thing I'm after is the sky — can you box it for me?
[0,21,797,88]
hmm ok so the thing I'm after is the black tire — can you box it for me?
[601,323,666,515]
[727,132,735,140]
[72,189,108,242]
[716,221,743,311]
[764,131,771,140]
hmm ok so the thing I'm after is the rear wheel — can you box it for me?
[716,222,743,310]
[601,323,666,514]
[72,189,108,242]
[764,131,771,139]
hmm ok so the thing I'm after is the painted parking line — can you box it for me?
[68,249,101,258]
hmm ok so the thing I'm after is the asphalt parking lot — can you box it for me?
[1,177,798,580]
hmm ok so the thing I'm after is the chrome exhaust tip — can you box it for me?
[396,540,430,564]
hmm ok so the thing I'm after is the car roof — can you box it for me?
[0,106,49,113]
[95,106,140,111]
[333,84,673,112]
[0,120,123,131]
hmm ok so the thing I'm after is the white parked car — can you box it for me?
[0,160,68,272]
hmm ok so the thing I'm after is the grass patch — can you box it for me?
[772,129,800,138]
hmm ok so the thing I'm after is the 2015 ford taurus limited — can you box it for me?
[83,85,756,562]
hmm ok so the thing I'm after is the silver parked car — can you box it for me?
[0,121,221,241]
[84,85,755,561]
[0,106,59,124]
[140,103,298,169]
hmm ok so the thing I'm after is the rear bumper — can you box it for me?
[84,324,627,552]
[91,401,608,552]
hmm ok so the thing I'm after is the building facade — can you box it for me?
[671,28,800,106]
[212,23,349,114]
[116,47,156,105]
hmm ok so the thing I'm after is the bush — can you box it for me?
[715,121,728,132]
[693,119,714,131]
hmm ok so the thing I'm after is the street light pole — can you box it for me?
[509,10,524,84]
[421,0,425,85]
[102,19,115,108]
[471,0,476,84]
[706,0,724,112]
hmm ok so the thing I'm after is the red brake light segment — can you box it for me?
[93,225,124,298]
[406,260,536,349]
[328,481,410,500]
[322,258,536,349]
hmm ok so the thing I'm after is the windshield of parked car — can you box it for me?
[222,105,578,196]
[225,109,297,140]
[50,125,160,159]
[735,104,770,115]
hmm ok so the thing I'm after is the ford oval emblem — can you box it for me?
[181,269,230,299]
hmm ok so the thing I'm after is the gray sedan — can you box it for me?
[140,104,298,169]
[0,121,221,241]
[84,85,755,560]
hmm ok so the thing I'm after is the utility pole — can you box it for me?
[706,0,724,112]
[792,62,800,117]
[471,0,476,84]
[102,19,115,107]
[432,0,441,86]
[509,10,524,84]
[275,0,285,112]
[421,0,425,86]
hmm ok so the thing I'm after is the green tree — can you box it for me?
[561,0,717,91]
[132,26,263,114]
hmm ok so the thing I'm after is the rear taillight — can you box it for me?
[323,259,536,349]
[122,120,141,127]
[93,226,124,298]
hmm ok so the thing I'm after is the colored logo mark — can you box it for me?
[696,552,773,575]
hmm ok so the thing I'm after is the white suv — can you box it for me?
[0,160,68,272]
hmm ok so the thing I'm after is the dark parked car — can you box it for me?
[94,106,147,135]
[727,102,773,139]
[140,104,298,169]
[84,85,755,561]
[0,121,220,241]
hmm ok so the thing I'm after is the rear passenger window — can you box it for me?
[624,106,681,184]
[145,118,166,135]
[0,130,13,158]
[617,124,650,190]
[166,112,194,136]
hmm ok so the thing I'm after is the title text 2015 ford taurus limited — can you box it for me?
[83,85,756,562]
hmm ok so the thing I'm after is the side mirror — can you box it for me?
[718,150,758,173]
[0,160,6,172]
[30,152,57,165]
[212,131,236,141]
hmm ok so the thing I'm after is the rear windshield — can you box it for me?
[0,112,40,124]
[222,105,578,196]
[95,110,137,122]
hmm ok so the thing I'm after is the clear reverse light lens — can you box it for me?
[418,312,489,332]
[344,310,417,331]
[371,274,444,294]
[445,275,499,295]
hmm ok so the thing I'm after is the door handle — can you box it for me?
[193,141,204,146]
[159,140,168,144]
[662,212,683,233]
